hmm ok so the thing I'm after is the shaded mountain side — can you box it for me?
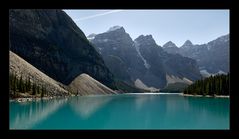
[9,9,116,89]
[133,35,201,88]
[89,26,147,86]
[103,55,132,84]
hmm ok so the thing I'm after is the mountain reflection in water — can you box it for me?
[10,94,229,129]
[10,98,67,129]
[69,95,113,119]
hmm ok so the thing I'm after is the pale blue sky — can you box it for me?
[64,10,229,47]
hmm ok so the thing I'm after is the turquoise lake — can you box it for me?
[9,93,229,129]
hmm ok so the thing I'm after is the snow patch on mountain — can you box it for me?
[200,69,227,78]
[87,33,96,40]
[216,70,227,75]
[103,39,108,42]
[200,69,211,77]
[134,41,151,69]
[107,26,122,32]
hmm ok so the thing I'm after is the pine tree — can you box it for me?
[19,75,23,92]
[28,77,31,92]
[32,82,36,95]
[183,74,229,96]
[41,84,44,98]
[13,73,17,95]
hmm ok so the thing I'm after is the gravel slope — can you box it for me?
[10,51,69,96]
[69,73,117,95]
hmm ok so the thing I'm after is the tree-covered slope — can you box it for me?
[183,74,229,96]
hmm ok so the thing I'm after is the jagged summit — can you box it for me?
[107,26,125,32]
[88,26,202,89]
[136,34,153,40]
[163,41,177,48]
[181,40,193,48]
[134,34,156,45]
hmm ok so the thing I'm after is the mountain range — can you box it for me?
[89,26,203,91]
[9,9,229,97]
[163,34,229,75]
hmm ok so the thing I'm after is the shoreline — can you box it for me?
[10,92,230,103]
[124,92,182,95]
[180,93,230,98]
[10,94,76,103]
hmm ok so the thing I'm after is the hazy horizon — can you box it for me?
[64,10,229,47]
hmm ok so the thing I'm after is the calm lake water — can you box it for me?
[9,93,229,129]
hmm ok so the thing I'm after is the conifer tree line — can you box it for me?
[9,72,48,98]
[183,73,229,96]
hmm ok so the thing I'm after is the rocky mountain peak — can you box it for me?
[107,26,125,33]
[163,41,177,48]
[134,34,156,46]
[181,40,193,48]
[90,26,133,47]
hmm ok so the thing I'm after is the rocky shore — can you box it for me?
[180,93,229,98]
[10,94,76,103]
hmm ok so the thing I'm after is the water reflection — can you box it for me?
[69,96,113,119]
[166,95,190,113]
[135,94,156,110]
[187,97,229,117]
[9,94,229,129]
[10,98,67,129]
[164,96,229,129]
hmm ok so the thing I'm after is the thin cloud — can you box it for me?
[75,10,124,21]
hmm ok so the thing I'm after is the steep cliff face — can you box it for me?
[134,35,201,88]
[9,9,116,89]
[90,26,146,85]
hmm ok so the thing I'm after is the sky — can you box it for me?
[64,10,229,47]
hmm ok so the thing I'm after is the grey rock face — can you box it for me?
[89,26,146,85]
[134,35,201,88]
[162,34,229,74]
[163,41,180,54]
[90,27,202,89]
